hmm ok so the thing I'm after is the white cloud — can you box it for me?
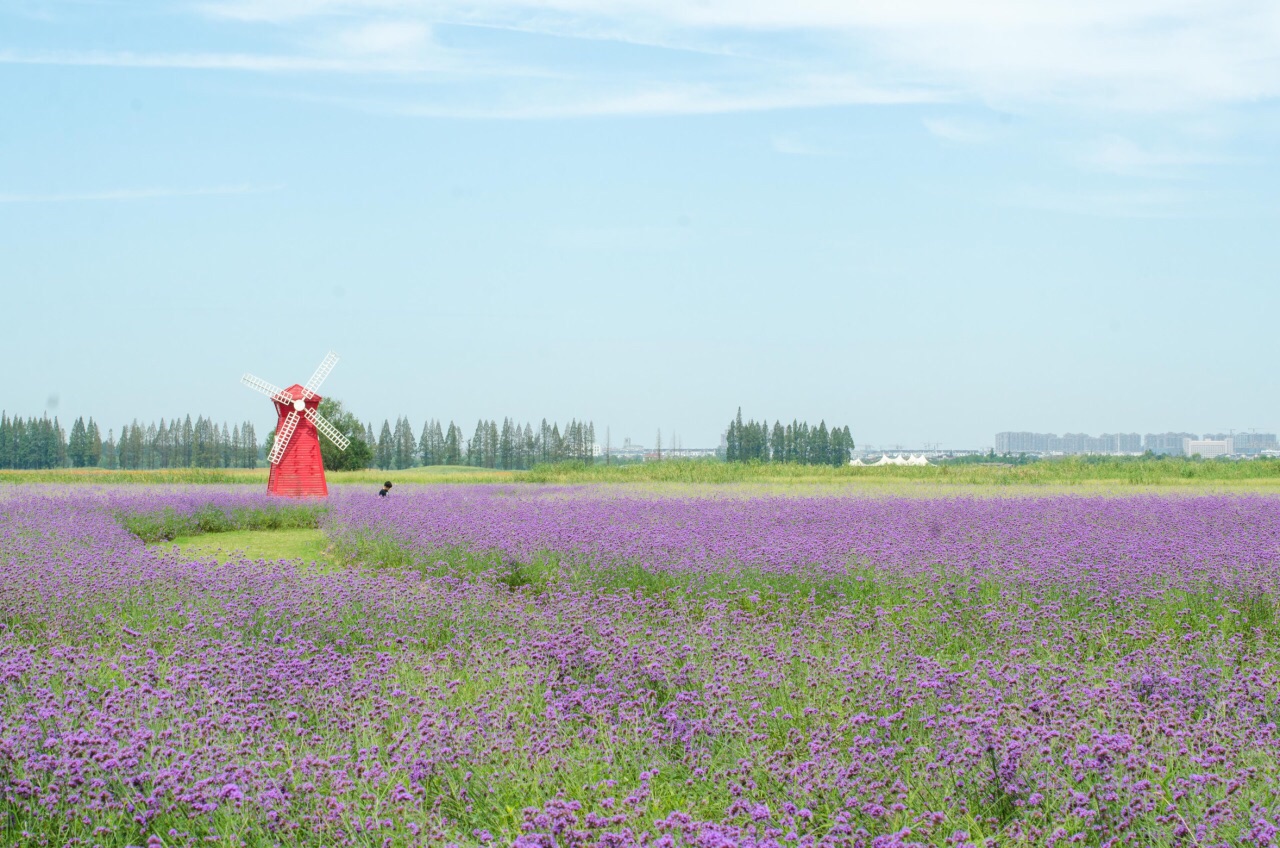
[922,117,990,143]
[0,185,282,203]
[1077,136,1226,177]
[327,20,433,56]
[339,75,942,118]
[770,132,831,156]
[0,48,451,73]
[193,0,1280,112]
[12,0,1279,121]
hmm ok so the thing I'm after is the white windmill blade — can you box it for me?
[301,351,339,400]
[305,407,350,451]
[242,373,292,405]
[268,411,300,465]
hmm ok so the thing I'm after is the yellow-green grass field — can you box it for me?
[157,527,331,565]
[7,456,1280,487]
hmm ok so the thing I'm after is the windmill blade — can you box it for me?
[268,411,300,465]
[242,373,292,405]
[301,351,339,400]
[305,407,350,451]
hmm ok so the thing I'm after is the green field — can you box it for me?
[158,528,331,564]
[6,456,1280,487]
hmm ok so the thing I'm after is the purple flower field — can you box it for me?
[4,486,1280,847]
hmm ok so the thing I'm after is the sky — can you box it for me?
[2,0,1279,450]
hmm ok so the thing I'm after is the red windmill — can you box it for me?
[241,352,350,497]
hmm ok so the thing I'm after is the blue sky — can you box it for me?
[2,0,1279,449]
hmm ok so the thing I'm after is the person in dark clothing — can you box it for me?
[379,481,392,497]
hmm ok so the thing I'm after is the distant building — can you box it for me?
[996,432,1058,453]
[612,437,648,461]
[1184,437,1233,458]
[996,432,1042,454]
[1144,432,1198,456]
[998,431,1273,457]
[995,431,1141,455]
[1204,433,1278,455]
[646,448,717,460]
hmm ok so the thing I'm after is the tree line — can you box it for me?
[0,412,260,470]
[368,417,597,470]
[8,403,604,473]
[4,403,857,472]
[724,409,855,466]
[264,401,603,472]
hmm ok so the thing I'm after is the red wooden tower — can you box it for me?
[241,352,350,497]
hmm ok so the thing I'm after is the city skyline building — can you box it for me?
[1183,438,1233,458]
[995,431,1274,457]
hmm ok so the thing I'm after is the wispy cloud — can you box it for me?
[0,48,450,73]
[771,131,833,156]
[10,0,1280,123]
[360,76,944,119]
[193,0,1280,111]
[0,184,282,203]
[922,117,991,143]
[1077,136,1226,177]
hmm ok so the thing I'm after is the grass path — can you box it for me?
[157,527,331,564]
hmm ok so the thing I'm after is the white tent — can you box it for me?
[858,454,929,467]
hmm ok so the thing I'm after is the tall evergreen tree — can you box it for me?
[376,420,394,470]
[392,417,415,470]
[68,417,88,467]
[87,419,102,467]
[467,420,485,467]
[444,422,462,465]
[101,429,118,469]
[419,419,441,466]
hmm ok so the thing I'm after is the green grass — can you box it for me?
[8,456,1280,487]
[157,527,331,564]
[120,502,327,542]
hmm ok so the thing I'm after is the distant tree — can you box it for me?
[539,419,551,464]
[68,417,88,467]
[376,420,394,470]
[485,420,499,468]
[183,415,194,468]
[814,421,830,466]
[52,417,67,468]
[467,420,485,467]
[101,429,118,469]
[549,423,563,462]
[313,398,372,471]
[771,421,785,463]
[444,422,462,465]
[499,419,514,469]
[81,416,96,466]
[391,416,415,470]
[419,419,445,466]
[722,411,854,466]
